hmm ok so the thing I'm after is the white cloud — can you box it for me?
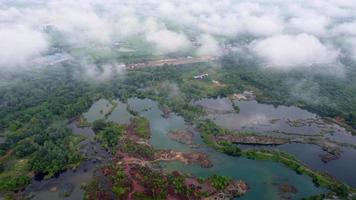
[115,15,142,38]
[0,25,48,70]
[49,6,114,45]
[242,14,285,36]
[82,62,126,82]
[158,2,177,16]
[347,38,356,62]
[250,34,339,69]
[1,0,356,73]
[196,34,220,56]
[324,0,356,9]
[288,15,330,36]
[332,21,356,36]
[145,29,191,54]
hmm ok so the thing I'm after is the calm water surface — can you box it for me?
[25,98,328,199]
[128,98,325,199]
[196,97,356,187]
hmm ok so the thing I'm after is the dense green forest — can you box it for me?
[0,54,356,191]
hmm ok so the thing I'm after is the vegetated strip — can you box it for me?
[197,119,356,198]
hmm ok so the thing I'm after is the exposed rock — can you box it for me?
[156,150,213,168]
[58,183,74,198]
[231,91,255,101]
[160,105,171,118]
[212,80,226,87]
[204,180,249,200]
[168,130,195,145]
[215,134,289,145]
[319,153,340,163]
[225,180,249,196]
[215,133,343,162]
[49,186,57,192]
[277,184,298,194]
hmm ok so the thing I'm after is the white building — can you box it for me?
[193,73,208,79]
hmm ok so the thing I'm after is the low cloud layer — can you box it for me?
[250,34,340,69]
[146,29,191,54]
[196,34,220,56]
[0,25,48,70]
[1,0,356,73]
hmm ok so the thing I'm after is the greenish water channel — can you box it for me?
[28,97,326,200]
[195,97,356,187]
[126,98,325,199]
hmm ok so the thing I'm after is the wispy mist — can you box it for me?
[1,0,356,74]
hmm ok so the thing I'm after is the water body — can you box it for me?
[107,100,133,124]
[0,136,5,144]
[127,98,325,199]
[127,97,191,151]
[280,144,356,187]
[83,99,132,124]
[25,122,109,200]
[83,99,113,123]
[25,98,326,199]
[196,97,356,187]
[26,161,96,200]
[196,98,332,136]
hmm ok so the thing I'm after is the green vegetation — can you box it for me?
[93,118,153,158]
[0,47,355,194]
[0,175,30,191]
[241,149,353,197]
[86,165,208,200]
[218,55,356,131]
[138,166,169,199]
[198,119,242,155]
[131,117,150,139]
[29,134,83,177]
[77,116,91,127]
[83,179,110,200]
[197,119,356,198]
[0,123,84,191]
[118,138,155,160]
[111,166,130,198]
[216,140,242,156]
[136,167,206,200]
[0,158,30,191]
[208,175,231,190]
[94,120,126,150]
[0,66,101,190]
[231,100,240,113]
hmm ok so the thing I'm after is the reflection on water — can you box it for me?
[25,97,327,199]
[27,161,96,200]
[127,97,325,199]
[199,98,327,135]
[0,136,5,144]
[107,100,132,124]
[127,97,191,151]
[83,99,113,123]
[280,144,356,187]
[196,97,356,187]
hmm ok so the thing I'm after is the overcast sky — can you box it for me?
[1,0,356,73]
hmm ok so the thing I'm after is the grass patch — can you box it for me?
[131,117,150,139]
[0,158,31,191]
